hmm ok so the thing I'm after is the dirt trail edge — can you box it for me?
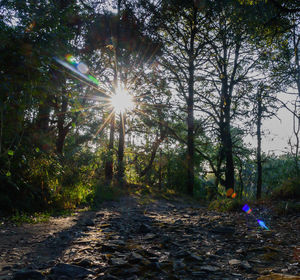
[0,196,299,280]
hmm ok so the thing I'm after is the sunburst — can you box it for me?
[109,87,134,114]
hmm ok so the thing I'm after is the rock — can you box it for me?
[73,258,93,268]
[138,223,152,234]
[143,233,156,240]
[109,258,127,266]
[211,226,235,234]
[13,270,45,280]
[84,219,95,227]
[173,260,185,271]
[215,248,226,255]
[96,274,119,280]
[186,253,203,262]
[241,260,252,270]
[229,259,241,265]
[128,252,144,264]
[99,243,118,253]
[198,265,220,272]
[257,274,300,280]
[50,263,93,278]
[192,271,208,276]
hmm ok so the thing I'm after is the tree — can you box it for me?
[85,0,161,185]
[149,0,209,195]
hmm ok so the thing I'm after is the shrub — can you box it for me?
[273,201,300,214]
[208,198,244,212]
[271,176,300,200]
[87,182,124,208]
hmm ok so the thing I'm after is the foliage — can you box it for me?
[10,211,50,225]
[273,201,300,215]
[87,182,124,208]
[208,198,245,212]
[271,176,300,200]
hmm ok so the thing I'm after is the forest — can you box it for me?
[1,0,300,279]
[1,0,300,214]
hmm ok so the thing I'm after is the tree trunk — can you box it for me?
[224,113,235,190]
[105,115,115,181]
[238,165,244,200]
[220,91,235,191]
[37,103,50,132]
[158,149,162,190]
[186,12,196,196]
[256,89,262,200]
[56,90,68,155]
[117,113,125,185]
[187,101,194,196]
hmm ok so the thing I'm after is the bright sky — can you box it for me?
[246,92,297,155]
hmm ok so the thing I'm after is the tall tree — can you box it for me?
[150,0,209,195]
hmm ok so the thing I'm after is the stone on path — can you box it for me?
[257,274,300,280]
[229,259,241,265]
[13,270,45,280]
[50,263,93,278]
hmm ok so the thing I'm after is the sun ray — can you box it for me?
[94,110,115,138]
[109,87,134,113]
[134,108,169,130]
[127,44,161,91]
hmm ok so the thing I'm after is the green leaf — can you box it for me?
[35,147,40,152]
[6,171,11,177]
[7,150,14,156]
[72,122,76,128]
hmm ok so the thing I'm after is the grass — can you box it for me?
[10,211,51,225]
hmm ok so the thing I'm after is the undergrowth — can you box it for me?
[10,211,51,225]
[271,176,300,200]
[208,198,245,212]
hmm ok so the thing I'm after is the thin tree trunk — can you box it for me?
[140,133,166,177]
[186,10,197,196]
[56,90,68,155]
[224,114,235,190]
[238,165,244,200]
[0,106,3,154]
[158,149,162,190]
[105,115,115,181]
[187,98,194,196]
[117,113,125,185]
[37,97,50,132]
[256,89,262,200]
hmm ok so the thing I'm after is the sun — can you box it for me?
[110,88,134,113]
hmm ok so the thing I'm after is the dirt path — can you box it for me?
[0,196,299,279]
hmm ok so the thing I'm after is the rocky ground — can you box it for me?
[0,196,299,280]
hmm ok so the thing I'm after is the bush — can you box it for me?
[273,201,300,214]
[87,182,124,208]
[208,198,244,212]
[271,176,300,200]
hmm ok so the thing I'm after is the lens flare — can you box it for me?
[77,62,89,74]
[242,204,270,230]
[257,219,269,230]
[110,88,134,113]
[242,204,252,214]
[226,188,234,197]
[65,54,76,64]
[53,56,99,86]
